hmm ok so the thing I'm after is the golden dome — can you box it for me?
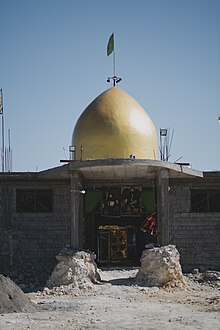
[72,87,158,160]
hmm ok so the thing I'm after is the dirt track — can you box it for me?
[0,268,219,329]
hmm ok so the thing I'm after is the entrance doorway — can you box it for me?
[97,225,137,263]
[84,186,157,265]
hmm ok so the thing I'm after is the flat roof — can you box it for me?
[3,160,217,182]
[69,158,203,180]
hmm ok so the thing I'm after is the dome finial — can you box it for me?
[106,33,122,86]
[107,75,122,86]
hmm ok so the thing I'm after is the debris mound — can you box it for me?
[3,261,56,293]
[0,275,37,313]
[187,270,220,289]
[46,249,100,294]
[136,245,186,287]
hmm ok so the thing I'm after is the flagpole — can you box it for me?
[112,34,116,85]
[113,46,116,77]
[107,33,122,87]
[0,89,4,172]
[2,113,4,173]
[113,51,116,86]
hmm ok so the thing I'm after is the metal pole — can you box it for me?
[113,49,116,78]
[2,114,4,172]
[8,129,11,172]
[113,33,116,85]
[0,89,4,172]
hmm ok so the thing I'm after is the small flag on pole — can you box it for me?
[107,33,114,56]
[0,89,3,115]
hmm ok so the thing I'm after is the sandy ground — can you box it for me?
[0,268,219,330]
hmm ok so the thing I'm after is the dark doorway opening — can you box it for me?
[83,186,157,266]
[84,214,146,265]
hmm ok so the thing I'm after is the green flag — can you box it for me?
[107,33,114,56]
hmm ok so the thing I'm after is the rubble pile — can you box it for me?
[136,245,186,287]
[0,275,37,313]
[45,249,100,294]
[3,261,55,292]
[187,269,220,289]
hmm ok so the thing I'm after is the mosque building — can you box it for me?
[0,82,219,272]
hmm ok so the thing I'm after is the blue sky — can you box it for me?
[1,0,220,172]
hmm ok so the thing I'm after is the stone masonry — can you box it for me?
[0,169,220,272]
[0,173,71,271]
[169,177,220,271]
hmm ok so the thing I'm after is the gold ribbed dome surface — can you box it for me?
[72,87,158,160]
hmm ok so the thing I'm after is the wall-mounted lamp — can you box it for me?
[80,145,83,161]
[70,189,86,194]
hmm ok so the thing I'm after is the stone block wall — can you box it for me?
[1,170,220,273]
[169,181,220,272]
[0,176,71,271]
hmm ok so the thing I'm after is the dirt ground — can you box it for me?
[0,268,219,330]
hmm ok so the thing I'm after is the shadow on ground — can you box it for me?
[2,261,56,293]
